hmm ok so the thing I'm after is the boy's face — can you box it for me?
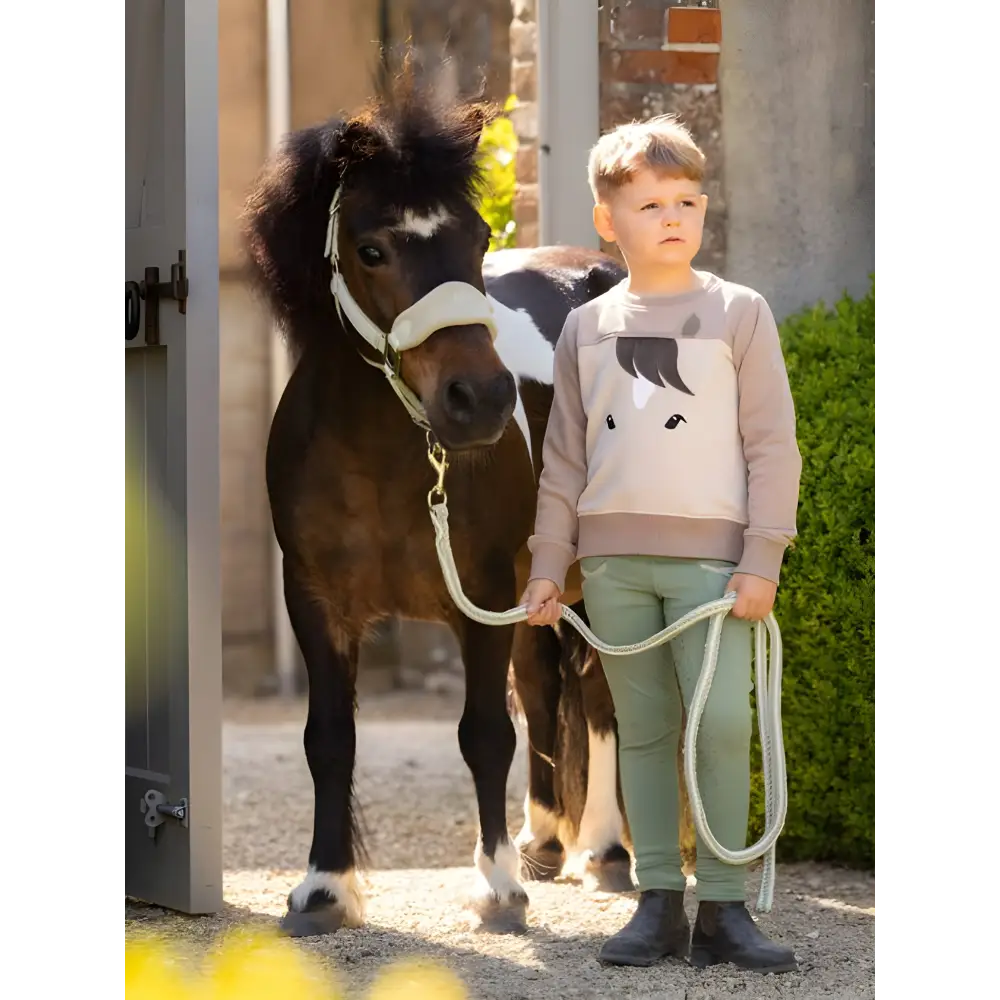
[593,166,708,271]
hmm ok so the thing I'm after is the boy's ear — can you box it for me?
[593,202,616,243]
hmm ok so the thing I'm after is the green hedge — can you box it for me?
[747,278,875,868]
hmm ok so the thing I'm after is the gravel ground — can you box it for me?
[126,692,875,999]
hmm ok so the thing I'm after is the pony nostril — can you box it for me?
[490,370,517,408]
[443,379,477,423]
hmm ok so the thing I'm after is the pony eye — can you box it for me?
[357,245,384,265]
[665,414,687,430]
[606,415,615,430]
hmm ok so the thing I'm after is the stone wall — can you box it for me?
[718,0,874,320]
[509,1,724,275]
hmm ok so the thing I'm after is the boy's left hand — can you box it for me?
[726,573,777,621]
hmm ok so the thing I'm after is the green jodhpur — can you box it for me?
[580,554,754,901]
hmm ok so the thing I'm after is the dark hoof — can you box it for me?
[476,900,529,934]
[520,838,564,882]
[586,846,636,894]
[279,905,346,938]
[470,891,530,934]
[279,890,349,938]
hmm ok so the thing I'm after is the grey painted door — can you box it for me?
[125,0,222,914]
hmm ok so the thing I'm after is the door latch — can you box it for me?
[139,250,188,347]
[140,789,189,839]
[118,250,188,347]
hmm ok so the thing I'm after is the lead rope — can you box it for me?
[425,439,786,913]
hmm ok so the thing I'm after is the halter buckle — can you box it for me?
[383,340,402,379]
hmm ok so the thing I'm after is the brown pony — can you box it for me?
[242,71,631,938]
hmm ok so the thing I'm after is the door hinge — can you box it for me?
[125,249,188,346]
[140,788,189,839]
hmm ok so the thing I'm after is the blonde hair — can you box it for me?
[587,114,705,202]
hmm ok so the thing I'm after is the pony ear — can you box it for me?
[460,101,500,147]
[241,118,352,337]
[465,101,498,132]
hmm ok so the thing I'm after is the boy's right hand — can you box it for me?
[520,579,562,627]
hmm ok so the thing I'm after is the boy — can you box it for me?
[520,115,802,973]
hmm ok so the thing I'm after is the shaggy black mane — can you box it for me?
[241,60,498,356]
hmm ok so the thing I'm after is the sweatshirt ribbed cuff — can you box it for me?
[527,543,575,594]
[734,534,789,584]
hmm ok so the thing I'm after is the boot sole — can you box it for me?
[689,946,798,974]
[598,937,690,968]
[598,948,688,968]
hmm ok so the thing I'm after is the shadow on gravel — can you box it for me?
[126,889,874,1000]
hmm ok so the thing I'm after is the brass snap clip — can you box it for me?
[426,432,449,507]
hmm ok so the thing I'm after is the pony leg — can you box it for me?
[560,628,635,894]
[279,562,365,938]
[509,621,566,881]
[457,616,529,932]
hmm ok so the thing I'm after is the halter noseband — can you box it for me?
[324,190,499,429]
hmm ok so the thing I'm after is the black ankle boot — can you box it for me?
[597,889,690,967]
[690,901,798,973]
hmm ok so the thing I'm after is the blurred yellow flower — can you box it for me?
[126,938,194,996]
[191,928,339,1000]
[366,958,468,1000]
[125,929,469,1000]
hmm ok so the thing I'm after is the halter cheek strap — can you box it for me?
[324,190,498,429]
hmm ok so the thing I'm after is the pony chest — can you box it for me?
[295,474,430,558]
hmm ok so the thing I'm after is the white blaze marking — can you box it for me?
[288,866,366,927]
[632,377,656,410]
[395,207,451,238]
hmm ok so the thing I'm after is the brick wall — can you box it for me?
[510,1,725,274]
[509,1,539,248]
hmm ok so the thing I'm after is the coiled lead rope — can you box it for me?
[426,446,787,911]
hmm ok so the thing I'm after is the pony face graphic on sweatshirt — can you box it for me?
[577,313,749,523]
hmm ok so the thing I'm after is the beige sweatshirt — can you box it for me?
[527,271,802,591]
